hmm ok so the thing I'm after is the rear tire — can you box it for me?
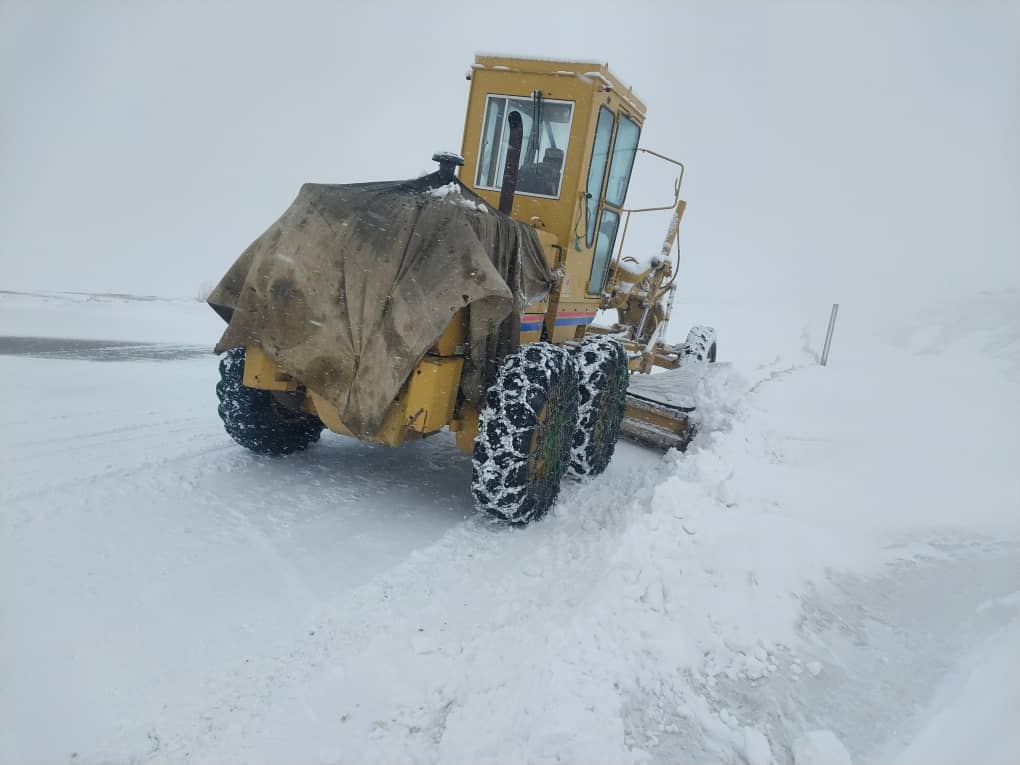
[472,343,579,524]
[568,335,629,477]
[216,348,324,455]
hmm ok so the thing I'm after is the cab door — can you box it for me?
[585,108,641,295]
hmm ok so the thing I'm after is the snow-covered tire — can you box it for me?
[568,335,629,477]
[472,343,579,524]
[216,348,324,456]
[682,325,717,363]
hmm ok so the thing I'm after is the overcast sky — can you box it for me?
[1,0,1017,311]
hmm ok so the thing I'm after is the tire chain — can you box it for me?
[568,335,629,477]
[216,348,323,455]
[472,342,579,523]
[682,325,717,363]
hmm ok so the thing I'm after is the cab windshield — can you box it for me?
[475,95,574,198]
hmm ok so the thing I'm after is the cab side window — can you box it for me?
[587,111,641,295]
[606,115,640,207]
[585,107,615,248]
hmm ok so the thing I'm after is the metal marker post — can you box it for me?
[821,303,839,366]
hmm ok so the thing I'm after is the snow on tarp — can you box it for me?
[208,172,554,437]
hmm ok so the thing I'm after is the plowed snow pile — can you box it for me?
[1,289,1017,764]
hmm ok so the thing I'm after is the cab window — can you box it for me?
[605,114,640,207]
[589,209,620,295]
[585,107,615,248]
[475,95,574,198]
[587,111,642,295]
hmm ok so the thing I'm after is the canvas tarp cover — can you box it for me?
[209,173,554,438]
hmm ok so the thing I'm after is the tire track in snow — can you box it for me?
[111,446,668,764]
[14,415,207,450]
[2,436,235,509]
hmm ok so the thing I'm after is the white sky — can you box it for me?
[1,0,1017,310]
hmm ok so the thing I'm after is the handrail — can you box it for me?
[636,147,685,191]
[602,147,686,301]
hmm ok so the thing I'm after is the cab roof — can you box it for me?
[472,54,646,117]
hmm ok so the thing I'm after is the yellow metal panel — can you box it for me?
[403,356,464,433]
[433,310,466,356]
[556,300,599,314]
[451,403,480,455]
[245,344,464,446]
[242,345,297,391]
[307,392,356,438]
[534,228,562,269]
[308,391,411,447]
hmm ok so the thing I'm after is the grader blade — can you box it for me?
[619,360,711,451]
[621,392,695,451]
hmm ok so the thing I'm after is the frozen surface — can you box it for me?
[1,289,1017,764]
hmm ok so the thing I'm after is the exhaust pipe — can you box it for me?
[432,151,465,184]
[496,110,525,347]
[498,110,524,215]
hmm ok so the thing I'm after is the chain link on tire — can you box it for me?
[472,343,579,524]
[568,335,629,477]
[682,325,717,363]
[216,348,324,456]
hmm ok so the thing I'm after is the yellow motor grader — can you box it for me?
[208,55,716,523]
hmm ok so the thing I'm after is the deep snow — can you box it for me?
[1,289,1017,764]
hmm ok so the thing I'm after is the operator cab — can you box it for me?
[460,56,650,301]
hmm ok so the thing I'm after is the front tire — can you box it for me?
[568,335,629,477]
[682,325,717,363]
[472,343,579,524]
[216,348,324,455]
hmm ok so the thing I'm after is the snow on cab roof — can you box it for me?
[472,53,646,115]
[474,52,608,67]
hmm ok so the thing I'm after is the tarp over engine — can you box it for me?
[209,173,554,438]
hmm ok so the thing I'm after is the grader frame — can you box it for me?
[241,55,697,452]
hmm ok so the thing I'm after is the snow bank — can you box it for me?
[894,616,1020,765]
[0,290,221,344]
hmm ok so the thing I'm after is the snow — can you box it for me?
[427,182,489,212]
[0,289,215,343]
[792,730,853,765]
[892,615,1020,765]
[1,288,1018,764]
[742,727,774,765]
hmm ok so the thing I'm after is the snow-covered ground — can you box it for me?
[1,289,1017,764]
